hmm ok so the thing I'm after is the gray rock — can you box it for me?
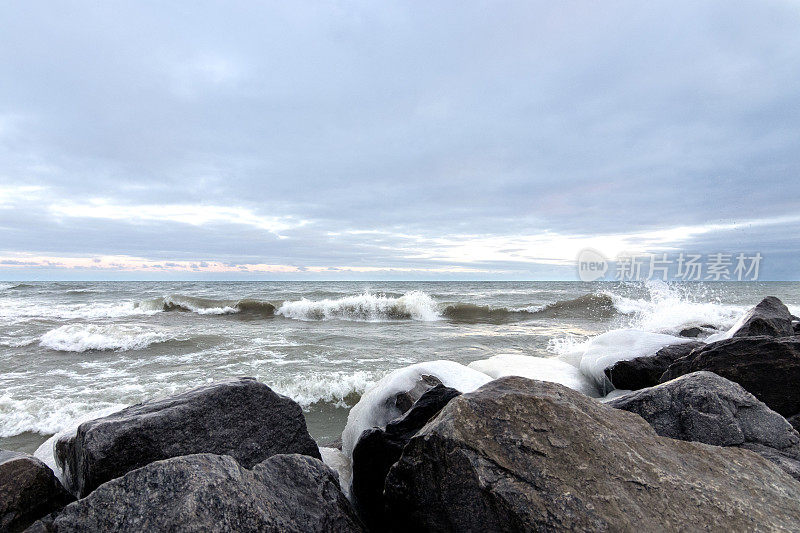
[50,453,365,532]
[352,384,460,529]
[604,341,703,390]
[659,336,800,417]
[788,414,800,433]
[384,376,800,532]
[608,371,800,480]
[56,377,320,497]
[391,374,443,413]
[679,326,703,338]
[0,450,72,532]
[731,296,794,338]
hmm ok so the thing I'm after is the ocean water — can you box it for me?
[1,280,799,454]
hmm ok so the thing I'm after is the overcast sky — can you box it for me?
[1,1,799,280]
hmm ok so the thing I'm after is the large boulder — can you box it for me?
[48,454,365,532]
[351,384,460,529]
[56,377,320,497]
[604,341,703,390]
[608,371,800,480]
[659,336,800,417]
[0,451,72,532]
[730,296,794,338]
[384,377,800,532]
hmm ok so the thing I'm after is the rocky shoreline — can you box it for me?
[3,296,800,532]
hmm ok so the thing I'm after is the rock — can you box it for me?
[608,371,800,480]
[383,376,800,532]
[391,374,442,413]
[679,326,703,338]
[604,341,703,390]
[0,450,73,532]
[351,385,460,529]
[794,321,800,335]
[659,336,800,417]
[730,296,794,338]
[56,377,320,497]
[788,414,800,433]
[50,454,365,532]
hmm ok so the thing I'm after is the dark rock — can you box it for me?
[56,377,320,497]
[788,414,800,433]
[391,374,442,413]
[351,385,460,529]
[794,321,800,335]
[679,326,703,338]
[0,450,73,532]
[608,371,800,480]
[659,336,800,417]
[50,454,365,532]
[731,296,793,338]
[383,376,800,532]
[604,341,703,390]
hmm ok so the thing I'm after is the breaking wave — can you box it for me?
[276,291,440,321]
[40,324,179,352]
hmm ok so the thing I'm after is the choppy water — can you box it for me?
[2,280,798,453]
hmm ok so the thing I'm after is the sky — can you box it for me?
[1,1,799,280]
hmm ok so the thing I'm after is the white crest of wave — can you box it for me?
[341,360,491,459]
[40,324,173,352]
[269,370,382,409]
[468,353,600,397]
[607,280,746,334]
[276,291,440,321]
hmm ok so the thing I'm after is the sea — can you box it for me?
[2,280,799,454]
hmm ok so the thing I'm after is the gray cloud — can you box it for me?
[1,1,799,279]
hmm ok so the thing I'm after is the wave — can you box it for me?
[269,370,382,409]
[276,291,440,321]
[440,293,616,323]
[0,283,34,290]
[39,324,178,352]
[136,295,275,317]
[605,280,746,334]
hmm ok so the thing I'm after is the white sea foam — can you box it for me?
[468,354,600,397]
[277,291,441,321]
[0,298,147,321]
[341,360,491,459]
[269,370,382,409]
[0,395,127,439]
[40,324,175,352]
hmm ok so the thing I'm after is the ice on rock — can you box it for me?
[341,360,491,458]
[468,354,600,397]
[568,329,693,393]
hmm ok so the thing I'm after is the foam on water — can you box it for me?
[39,324,177,352]
[468,354,600,397]
[269,370,381,409]
[341,360,491,458]
[0,298,147,321]
[277,291,440,321]
[0,394,128,439]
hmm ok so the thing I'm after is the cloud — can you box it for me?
[0,1,799,279]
